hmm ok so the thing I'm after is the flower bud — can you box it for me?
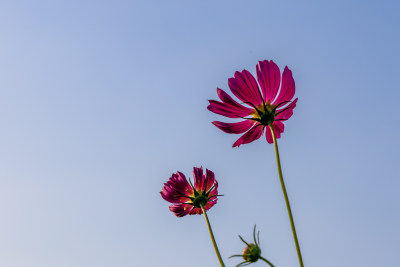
[242,243,261,262]
[230,225,274,267]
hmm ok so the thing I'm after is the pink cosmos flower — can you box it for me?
[208,60,298,147]
[160,167,219,217]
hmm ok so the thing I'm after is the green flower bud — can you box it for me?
[230,225,275,267]
[242,243,262,262]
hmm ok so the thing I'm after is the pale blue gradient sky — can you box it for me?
[0,1,399,266]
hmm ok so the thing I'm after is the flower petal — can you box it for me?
[228,70,263,106]
[204,198,217,211]
[256,60,281,103]
[160,172,193,203]
[193,167,204,192]
[189,207,203,215]
[212,120,254,134]
[265,122,285,144]
[204,169,216,192]
[275,98,298,121]
[272,121,284,139]
[217,88,253,113]
[273,66,295,105]
[207,100,251,118]
[169,203,192,217]
[207,183,218,200]
[265,127,273,144]
[232,124,264,147]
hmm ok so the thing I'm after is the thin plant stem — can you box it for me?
[260,256,275,267]
[269,125,304,267]
[201,205,225,267]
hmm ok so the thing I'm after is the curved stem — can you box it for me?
[260,256,275,267]
[201,205,225,267]
[269,125,304,267]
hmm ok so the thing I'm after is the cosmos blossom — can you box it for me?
[160,167,219,217]
[207,60,298,147]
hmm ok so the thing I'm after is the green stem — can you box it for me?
[201,205,225,267]
[260,256,275,267]
[269,125,304,267]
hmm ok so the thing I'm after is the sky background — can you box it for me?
[0,0,399,266]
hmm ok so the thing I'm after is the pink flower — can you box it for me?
[160,167,219,217]
[208,60,298,147]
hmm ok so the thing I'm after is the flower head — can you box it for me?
[208,60,298,147]
[160,167,219,217]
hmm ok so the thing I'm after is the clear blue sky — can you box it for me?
[0,1,399,266]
